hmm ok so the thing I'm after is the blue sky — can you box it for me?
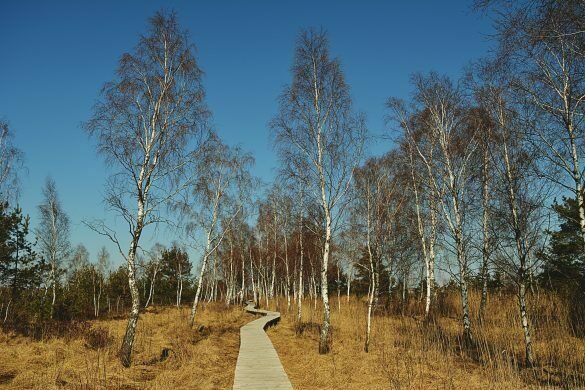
[0,1,494,268]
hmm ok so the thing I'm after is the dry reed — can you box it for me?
[267,290,585,389]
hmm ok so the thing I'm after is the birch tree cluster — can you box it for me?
[255,0,584,365]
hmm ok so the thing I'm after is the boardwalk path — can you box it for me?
[233,302,293,390]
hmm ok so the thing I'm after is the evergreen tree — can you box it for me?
[159,246,191,306]
[0,204,44,297]
[0,203,46,330]
[539,197,584,292]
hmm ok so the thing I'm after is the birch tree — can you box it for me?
[271,29,366,353]
[0,120,24,202]
[339,217,361,303]
[84,12,208,366]
[184,137,253,327]
[270,185,294,309]
[92,247,109,317]
[353,157,401,352]
[392,74,479,343]
[71,245,89,277]
[408,136,439,319]
[276,143,310,323]
[480,0,584,285]
[389,101,440,320]
[421,76,478,344]
[477,83,548,367]
[144,243,165,308]
[468,107,495,323]
[232,215,253,305]
[35,177,71,319]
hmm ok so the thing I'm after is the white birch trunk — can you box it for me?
[250,247,257,306]
[297,192,304,324]
[119,213,143,367]
[365,190,375,352]
[284,230,290,310]
[189,231,213,327]
[479,147,490,324]
[501,119,535,366]
[346,265,352,304]
[319,210,332,354]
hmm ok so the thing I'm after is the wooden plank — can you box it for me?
[233,302,293,390]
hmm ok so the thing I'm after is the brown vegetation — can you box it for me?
[268,291,585,389]
[0,303,248,389]
[0,290,583,389]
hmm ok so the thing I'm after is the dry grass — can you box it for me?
[0,303,250,389]
[267,291,585,389]
[1,291,583,389]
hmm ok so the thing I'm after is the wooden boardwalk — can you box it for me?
[233,302,293,390]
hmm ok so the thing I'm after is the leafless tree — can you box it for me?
[391,74,479,343]
[182,136,254,327]
[389,101,440,321]
[477,83,549,367]
[467,107,495,324]
[35,177,71,319]
[353,156,401,352]
[92,247,110,318]
[407,135,439,319]
[269,184,294,309]
[271,29,367,354]
[83,12,209,366]
[71,244,89,277]
[276,144,310,323]
[0,120,24,202]
[482,0,584,249]
[144,243,165,308]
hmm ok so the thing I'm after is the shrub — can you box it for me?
[84,327,113,350]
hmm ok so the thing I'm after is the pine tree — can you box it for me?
[0,205,43,296]
[539,197,584,293]
[0,203,46,328]
[160,246,191,307]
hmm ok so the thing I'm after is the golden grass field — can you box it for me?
[267,291,585,389]
[0,303,250,389]
[0,290,584,389]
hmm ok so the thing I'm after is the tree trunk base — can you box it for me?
[119,309,139,368]
[318,327,332,354]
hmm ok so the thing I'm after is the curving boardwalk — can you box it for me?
[233,301,293,390]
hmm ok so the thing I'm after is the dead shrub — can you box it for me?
[84,327,113,350]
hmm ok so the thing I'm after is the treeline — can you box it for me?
[0,194,201,336]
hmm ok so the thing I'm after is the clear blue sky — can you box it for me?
[0,0,494,268]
